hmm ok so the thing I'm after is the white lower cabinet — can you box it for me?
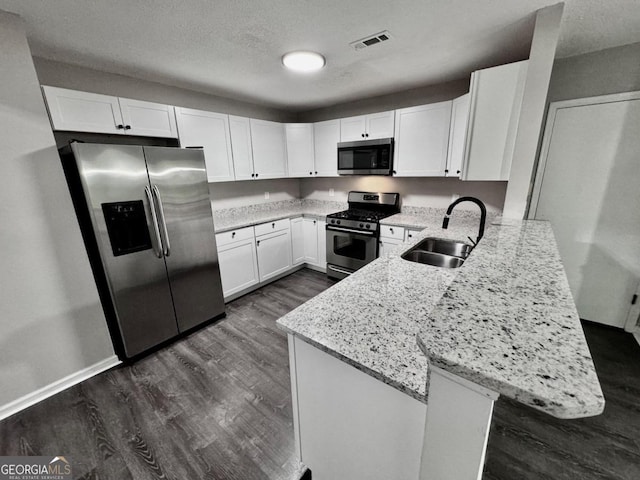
[379,225,405,257]
[303,218,319,264]
[256,223,293,282]
[215,227,259,299]
[405,228,423,242]
[290,217,305,265]
[316,219,327,268]
[289,335,427,480]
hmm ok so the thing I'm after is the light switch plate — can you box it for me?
[264,192,270,199]
[329,188,335,197]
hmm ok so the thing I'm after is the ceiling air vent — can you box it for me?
[350,31,392,50]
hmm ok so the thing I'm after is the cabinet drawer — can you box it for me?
[216,226,255,247]
[380,225,405,240]
[255,218,290,237]
[405,228,423,242]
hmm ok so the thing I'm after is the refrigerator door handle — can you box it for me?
[152,184,171,257]
[144,185,164,258]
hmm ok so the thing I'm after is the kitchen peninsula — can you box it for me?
[277,215,605,480]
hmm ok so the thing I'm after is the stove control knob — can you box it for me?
[330,219,335,224]
[359,223,364,228]
[337,220,341,225]
[365,224,370,229]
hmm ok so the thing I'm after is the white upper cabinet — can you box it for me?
[175,107,234,182]
[446,93,470,178]
[250,119,288,179]
[393,101,452,177]
[313,119,340,177]
[229,115,255,180]
[118,97,178,138]
[340,111,395,141]
[286,123,315,178]
[461,60,528,181]
[42,86,178,138]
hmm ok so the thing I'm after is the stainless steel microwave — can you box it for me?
[337,138,394,175]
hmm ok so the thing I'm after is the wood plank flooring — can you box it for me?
[484,321,640,480]
[1,268,639,479]
[0,268,335,480]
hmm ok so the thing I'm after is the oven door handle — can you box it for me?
[327,265,354,276]
[326,225,376,236]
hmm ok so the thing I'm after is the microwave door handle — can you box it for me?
[144,186,164,258]
[152,185,171,257]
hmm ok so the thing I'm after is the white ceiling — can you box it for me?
[2,0,640,112]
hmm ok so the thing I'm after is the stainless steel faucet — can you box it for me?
[442,196,487,246]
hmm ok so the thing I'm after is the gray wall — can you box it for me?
[0,11,114,408]
[299,79,469,122]
[33,57,296,122]
[209,178,301,210]
[548,41,640,103]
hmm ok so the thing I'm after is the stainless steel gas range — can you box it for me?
[326,191,400,280]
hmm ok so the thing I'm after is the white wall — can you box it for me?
[0,11,115,408]
[300,177,506,212]
[209,178,301,210]
[33,57,296,123]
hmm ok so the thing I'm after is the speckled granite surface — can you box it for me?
[277,218,482,403]
[212,199,345,232]
[382,206,499,233]
[278,218,604,419]
[417,220,604,419]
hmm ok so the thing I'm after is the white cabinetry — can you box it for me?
[175,107,234,182]
[379,225,405,257]
[215,227,259,299]
[289,335,427,480]
[313,120,340,177]
[316,219,327,269]
[404,228,423,242]
[303,218,319,265]
[461,60,528,181]
[290,217,305,265]
[42,86,178,138]
[255,220,292,282]
[446,93,470,178]
[393,101,452,177]
[286,123,315,177]
[228,115,255,180]
[340,111,395,141]
[250,119,288,179]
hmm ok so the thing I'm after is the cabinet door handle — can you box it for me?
[392,170,396,174]
[444,169,449,174]
[124,125,131,130]
[309,171,313,175]
[315,171,318,174]
[257,240,260,246]
[313,220,316,225]
[255,173,259,178]
[457,170,461,174]
[365,133,369,137]
[361,133,365,138]
[116,124,124,129]
[272,223,275,228]
[390,228,394,233]
[251,173,255,178]
[232,232,236,238]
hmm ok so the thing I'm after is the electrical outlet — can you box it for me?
[451,194,459,203]
[264,192,270,200]
[329,188,335,197]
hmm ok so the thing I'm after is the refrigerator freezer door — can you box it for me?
[143,147,225,332]
[70,143,179,357]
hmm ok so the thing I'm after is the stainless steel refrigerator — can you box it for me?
[61,142,225,359]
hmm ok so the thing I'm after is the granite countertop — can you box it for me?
[277,216,605,419]
[212,199,345,233]
[416,219,604,419]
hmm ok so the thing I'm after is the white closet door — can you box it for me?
[531,94,640,329]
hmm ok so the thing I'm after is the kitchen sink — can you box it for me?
[401,237,472,268]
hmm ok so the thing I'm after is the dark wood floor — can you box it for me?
[0,268,335,480]
[1,268,639,479]
[485,322,640,480]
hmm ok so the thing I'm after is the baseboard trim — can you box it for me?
[0,355,121,421]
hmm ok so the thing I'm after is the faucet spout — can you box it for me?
[441,196,487,246]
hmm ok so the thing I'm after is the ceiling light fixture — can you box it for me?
[282,51,325,73]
